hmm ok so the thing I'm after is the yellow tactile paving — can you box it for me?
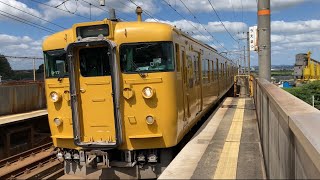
[213,99,245,179]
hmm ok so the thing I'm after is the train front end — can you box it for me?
[43,13,179,178]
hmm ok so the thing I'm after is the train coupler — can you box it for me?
[81,150,109,168]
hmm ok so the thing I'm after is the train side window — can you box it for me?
[175,43,180,72]
[225,62,227,77]
[211,60,214,81]
[202,59,208,84]
[222,63,224,77]
[216,59,219,80]
[207,59,210,83]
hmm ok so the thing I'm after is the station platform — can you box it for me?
[159,97,266,179]
[0,109,48,126]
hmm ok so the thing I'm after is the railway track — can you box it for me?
[0,142,63,179]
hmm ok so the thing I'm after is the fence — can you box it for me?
[253,78,320,179]
[0,82,46,116]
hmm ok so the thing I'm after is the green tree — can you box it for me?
[36,64,44,73]
[0,54,14,79]
[285,81,320,109]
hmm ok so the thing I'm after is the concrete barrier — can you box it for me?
[0,82,46,116]
[253,78,320,179]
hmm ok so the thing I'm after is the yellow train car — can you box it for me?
[42,8,236,179]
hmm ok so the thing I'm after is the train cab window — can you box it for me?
[120,42,174,73]
[79,47,111,77]
[44,49,67,78]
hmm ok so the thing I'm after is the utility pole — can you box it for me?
[33,58,36,82]
[258,0,271,81]
[247,31,250,75]
[243,46,246,75]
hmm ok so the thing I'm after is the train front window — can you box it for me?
[44,49,68,78]
[79,47,111,77]
[120,42,174,73]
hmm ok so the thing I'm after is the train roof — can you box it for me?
[42,19,233,64]
[42,29,73,51]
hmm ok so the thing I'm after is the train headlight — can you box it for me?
[54,118,63,127]
[142,87,154,99]
[50,91,61,102]
[146,115,155,125]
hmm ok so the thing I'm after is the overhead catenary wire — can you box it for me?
[54,0,71,8]
[161,0,194,32]
[207,0,239,43]
[0,10,56,33]
[80,0,129,21]
[0,0,66,30]
[178,0,228,52]
[28,0,92,20]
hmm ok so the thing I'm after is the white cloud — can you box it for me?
[0,34,45,70]
[272,20,320,34]
[41,0,160,21]
[270,19,320,55]
[0,0,42,22]
[6,44,29,50]
[0,34,32,44]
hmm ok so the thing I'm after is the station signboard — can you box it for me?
[249,26,258,51]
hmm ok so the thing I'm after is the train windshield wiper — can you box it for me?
[130,60,146,78]
[57,74,68,82]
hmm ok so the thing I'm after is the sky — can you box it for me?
[0,0,320,70]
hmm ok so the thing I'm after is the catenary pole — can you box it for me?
[258,0,271,81]
[247,31,250,75]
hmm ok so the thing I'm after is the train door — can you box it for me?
[76,46,117,143]
[181,48,191,122]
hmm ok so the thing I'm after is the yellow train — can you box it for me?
[42,8,237,179]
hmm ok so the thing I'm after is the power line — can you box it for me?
[0,0,66,29]
[178,0,228,51]
[207,0,238,43]
[0,10,56,33]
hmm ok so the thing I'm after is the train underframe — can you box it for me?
[57,147,174,179]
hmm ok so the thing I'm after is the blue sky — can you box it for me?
[0,0,320,70]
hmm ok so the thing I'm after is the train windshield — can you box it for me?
[120,42,174,73]
[44,49,68,78]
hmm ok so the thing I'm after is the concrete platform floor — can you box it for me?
[0,109,48,126]
[159,97,266,179]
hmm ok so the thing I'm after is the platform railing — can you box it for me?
[253,78,320,179]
